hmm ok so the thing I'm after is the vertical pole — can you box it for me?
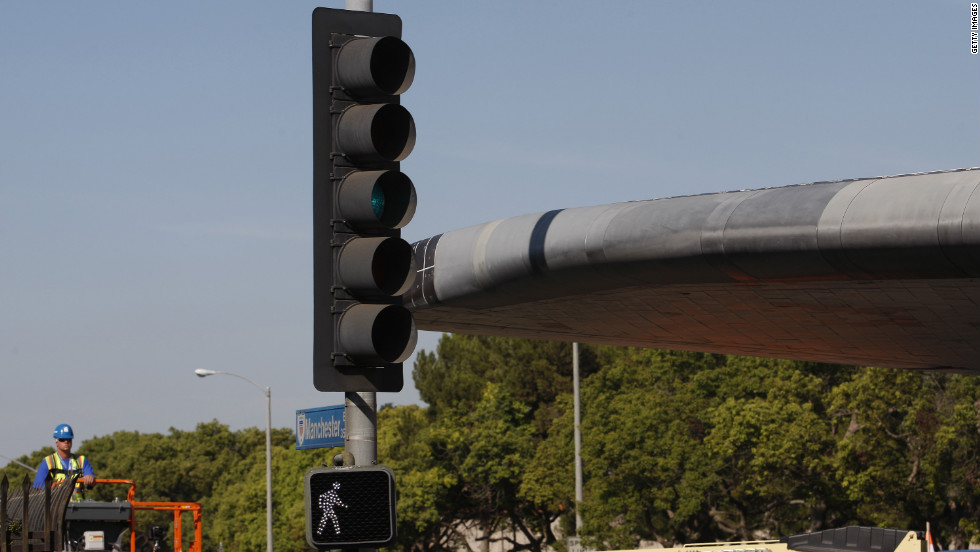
[20,476,29,552]
[194,507,203,552]
[573,343,583,534]
[346,391,377,552]
[173,509,184,552]
[265,387,273,552]
[345,0,373,12]
[345,392,378,465]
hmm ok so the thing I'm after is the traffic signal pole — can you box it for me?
[346,0,372,12]
[309,6,416,548]
[345,392,377,465]
[573,343,583,534]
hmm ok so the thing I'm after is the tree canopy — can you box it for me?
[403,336,980,551]
[3,336,977,552]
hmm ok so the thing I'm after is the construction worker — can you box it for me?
[32,424,96,500]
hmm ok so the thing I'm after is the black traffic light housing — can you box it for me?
[304,465,397,549]
[313,8,418,392]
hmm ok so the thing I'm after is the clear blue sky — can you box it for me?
[2,1,977,462]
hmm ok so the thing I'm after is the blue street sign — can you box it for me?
[296,405,345,449]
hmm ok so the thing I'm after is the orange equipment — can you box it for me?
[60,479,201,552]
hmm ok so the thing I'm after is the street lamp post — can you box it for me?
[195,369,273,552]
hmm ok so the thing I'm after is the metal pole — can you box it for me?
[573,342,583,534]
[345,391,377,552]
[345,392,378,465]
[345,0,372,12]
[194,370,274,552]
[265,387,273,552]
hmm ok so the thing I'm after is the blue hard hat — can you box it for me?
[53,424,74,439]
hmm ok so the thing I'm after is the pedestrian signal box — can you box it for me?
[304,465,397,549]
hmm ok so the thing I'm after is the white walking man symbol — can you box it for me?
[317,482,349,535]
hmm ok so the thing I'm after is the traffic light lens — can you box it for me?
[372,173,415,227]
[371,304,416,362]
[338,170,417,231]
[337,103,416,163]
[369,37,415,95]
[370,103,416,161]
[338,304,417,364]
[371,238,414,295]
[371,184,386,219]
[338,236,415,297]
[336,36,415,98]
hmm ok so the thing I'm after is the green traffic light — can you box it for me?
[338,171,416,231]
[371,183,386,221]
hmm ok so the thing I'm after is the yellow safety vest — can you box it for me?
[44,453,88,501]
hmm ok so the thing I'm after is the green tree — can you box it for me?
[433,383,541,552]
[519,392,577,545]
[5,343,978,552]
[695,356,844,539]
[379,404,460,552]
[414,335,597,435]
[410,335,587,552]
[572,347,725,548]
[546,348,854,548]
[204,427,307,552]
[828,369,980,548]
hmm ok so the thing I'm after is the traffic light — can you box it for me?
[304,465,397,549]
[313,7,418,392]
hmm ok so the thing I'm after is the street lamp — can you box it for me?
[194,369,273,552]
